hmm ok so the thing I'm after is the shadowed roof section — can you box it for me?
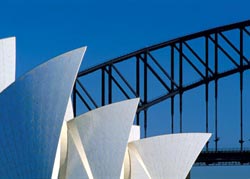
[0,46,86,178]
[128,133,211,179]
[53,99,74,179]
[65,129,90,179]
[66,98,140,179]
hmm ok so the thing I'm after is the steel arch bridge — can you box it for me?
[73,20,250,166]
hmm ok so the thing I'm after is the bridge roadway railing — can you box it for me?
[196,148,250,166]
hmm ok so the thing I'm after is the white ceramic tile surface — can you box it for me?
[0,47,86,178]
[66,98,139,179]
[0,37,15,92]
[129,133,211,179]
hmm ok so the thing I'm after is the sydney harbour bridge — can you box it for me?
[73,20,250,167]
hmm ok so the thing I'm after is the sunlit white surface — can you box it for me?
[0,37,15,92]
[128,133,211,179]
[64,99,74,122]
[128,125,140,142]
[0,47,86,178]
[128,146,150,179]
[65,130,90,179]
[123,125,141,179]
[67,117,94,179]
[54,99,75,179]
[66,98,139,179]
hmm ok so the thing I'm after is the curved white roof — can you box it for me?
[128,133,211,179]
[0,37,15,92]
[66,98,140,179]
[0,47,86,178]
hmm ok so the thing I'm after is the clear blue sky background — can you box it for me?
[1,0,250,178]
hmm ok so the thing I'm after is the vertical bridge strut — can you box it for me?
[75,20,250,165]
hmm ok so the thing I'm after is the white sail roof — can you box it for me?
[66,98,140,179]
[128,133,211,179]
[0,37,15,92]
[0,46,86,178]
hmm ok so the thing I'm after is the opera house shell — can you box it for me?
[0,37,211,179]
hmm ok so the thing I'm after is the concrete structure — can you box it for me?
[123,125,141,179]
[0,37,15,92]
[53,99,75,179]
[60,100,210,179]
[65,99,140,179]
[128,133,211,179]
[0,45,86,178]
[0,36,211,179]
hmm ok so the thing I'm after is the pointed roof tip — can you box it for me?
[68,98,139,122]
[40,46,87,70]
[77,46,87,60]
[1,46,87,94]
[205,132,212,140]
[124,98,140,106]
[63,46,87,58]
[96,98,140,110]
[105,98,140,112]
[130,97,140,109]
[134,97,140,103]
[129,132,212,145]
[187,132,212,142]
[73,46,87,55]
[183,132,212,140]
[60,46,87,66]
[125,97,140,104]
[203,132,212,137]
[0,36,16,41]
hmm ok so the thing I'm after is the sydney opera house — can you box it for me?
[0,37,211,179]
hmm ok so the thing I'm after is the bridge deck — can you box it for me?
[196,150,250,166]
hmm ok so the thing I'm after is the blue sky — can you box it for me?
[1,0,250,178]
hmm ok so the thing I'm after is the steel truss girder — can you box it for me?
[74,20,250,165]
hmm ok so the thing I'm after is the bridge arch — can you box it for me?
[74,20,250,165]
